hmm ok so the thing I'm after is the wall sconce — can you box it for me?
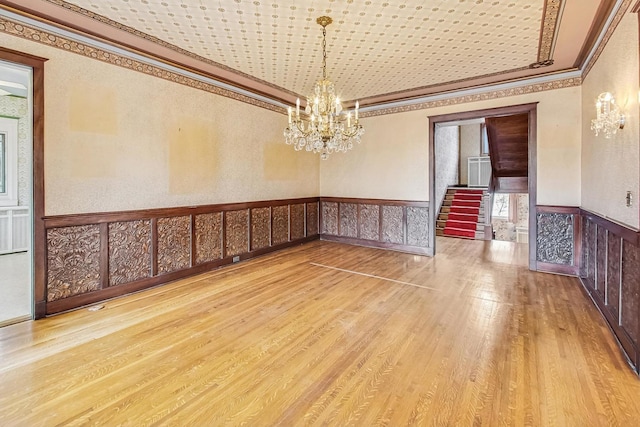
[590,92,625,138]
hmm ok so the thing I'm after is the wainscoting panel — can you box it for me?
[580,209,640,374]
[250,208,270,251]
[272,206,289,246]
[290,204,305,241]
[320,198,430,255]
[42,198,319,314]
[306,202,319,236]
[359,204,380,241]
[535,206,580,275]
[108,220,151,287]
[194,212,223,265]
[157,216,191,274]
[339,203,358,238]
[46,224,101,302]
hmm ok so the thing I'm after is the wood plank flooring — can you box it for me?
[1,238,639,426]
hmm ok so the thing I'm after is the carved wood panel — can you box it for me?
[407,207,429,247]
[251,207,270,251]
[536,213,573,265]
[307,202,319,236]
[382,205,404,244]
[47,225,101,301]
[157,216,191,274]
[606,233,621,322]
[290,204,305,240]
[621,241,640,345]
[595,225,607,298]
[339,203,358,238]
[108,220,151,287]
[586,219,597,290]
[195,212,222,264]
[359,204,379,241]
[272,205,289,245]
[322,202,338,235]
[225,210,249,257]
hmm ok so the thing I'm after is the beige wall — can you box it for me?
[0,32,319,216]
[321,86,582,207]
[582,12,639,228]
[459,124,481,186]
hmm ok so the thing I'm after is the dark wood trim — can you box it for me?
[581,208,639,244]
[42,197,320,228]
[579,275,638,373]
[46,235,319,315]
[320,197,429,207]
[320,235,431,256]
[536,205,580,214]
[536,262,579,276]
[190,214,196,268]
[99,223,109,289]
[337,202,342,237]
[574,0,619,69]
[0,46,48,319]
[428,103,538,268]
[633,0,640,13]
[579,209,640,374]
[150,218,158,277]
[528,107,538,271]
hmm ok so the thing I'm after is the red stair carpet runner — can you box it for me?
[443,189,483,239]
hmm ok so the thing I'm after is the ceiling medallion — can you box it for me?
[284,16,364,160]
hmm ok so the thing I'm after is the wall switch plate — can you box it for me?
[626,191,633,207]
[233,256,240,263]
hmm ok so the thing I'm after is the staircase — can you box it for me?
[436,187,487,240]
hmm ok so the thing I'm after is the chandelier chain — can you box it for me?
[322,26,327,80]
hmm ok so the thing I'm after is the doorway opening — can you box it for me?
[0,59,33,326]
[429,104,537,270]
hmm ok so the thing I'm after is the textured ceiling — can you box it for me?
[1,0,614,104]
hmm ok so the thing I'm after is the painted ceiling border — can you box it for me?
[0,0,630,118]
[0,8,289,114]
[40,0,297,99]
[582,0,631,79]
[538,0,564,62]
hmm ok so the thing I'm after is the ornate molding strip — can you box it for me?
[0,17,284,114]
[361,77,581,118]
[41,0,297,99]
[583,0,633,79]
[537,0,564,62]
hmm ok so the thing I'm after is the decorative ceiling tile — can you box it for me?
[48,0,552,101]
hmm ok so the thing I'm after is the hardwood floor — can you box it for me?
[1,238,639,426]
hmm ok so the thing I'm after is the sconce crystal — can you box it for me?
[590,92,625,139]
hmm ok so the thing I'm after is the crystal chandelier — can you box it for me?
[590,92,625,139]
[284,16,364,160]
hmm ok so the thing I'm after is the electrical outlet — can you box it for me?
[233,255,240,263]
[626,191,633,208]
